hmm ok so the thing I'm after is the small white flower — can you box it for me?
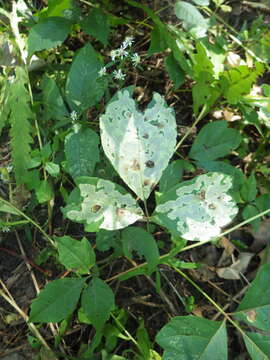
[98,67,107,77]
[122,36,134,49]
[70,110,78,121]
[110,49,119,61]
[113,69,126,80]
[2,226,10,233]
[117,46,128,59]
[131,53,140,66]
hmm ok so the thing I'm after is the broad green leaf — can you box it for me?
[36,180,53,203]
[81,278,115,331]
[156,316,227,360]
[220,63,264,104]
[243,331,270,360]
[174,1,209,38]
[41,75,69,121]
[62,177,143,231]
[96,230,121,252]
[189,121,242,161]
[81,8,110,45]
[45,162,60,177]
[255,194,270,213]
[9,67,33,185]
[46,0,72,17]
[242,205,260,231]
[65,43,107,112]
[65,128,100,180]
[28,17,71,55]
[165,53,185,90]
[29,278,85,322]
[153,172,238,241]
[100,88,177,200]
[122,227,159,274]
[192,0,210,5]
[159,160,185,193]
[233,264,270,332]
[240,173,257,202]
[56,236,95,274]
[148,25,168,55]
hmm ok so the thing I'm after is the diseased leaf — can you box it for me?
[81,278,115,331]
[56,236,95,274]
[9,67,33,185]
[189,121,242,161]
[65,128,100,180]
[122,227,159,274]
[100,87,177,200]
[28,17,71,55]
[174,1,209,38]
[156,316,228,360]
[153,172,238,241]
[62,177,143,231]
[41,75,69,121]
[233,264,270,332]
[65,43,107,112]
[29,278,85,322]
[81,8,110,45]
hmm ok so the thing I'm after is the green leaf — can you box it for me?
[159,160,185,193]
[29,278,85,323]
[148,25,168,55]
[255,194,270,213]
[65,43,107,112]
[96,230,121,252]
[62,177,143,231]
[220,63,264,104]
[56,236,95,274]
[46,0,72,17]
[122,227,159,274]
[81,8,110,45]
[9,68,33,185]
[28,17,71,55]
[153,172,238,241]
[0,76,11,136]
[189,120,242,161]
[45,162,60,177]
[174,1,209,38]
[233,264,270,332]
[36,180,53,203]
[41,75,69,121]
[156,316,227,360]
[0,200,21,216]
[81,278,115,331]
[243,331,270,360]
[100,87,177,200]
[192,0,210,5]
[165,53,185,90]
[65,128,100,180]
[240,173,257,202]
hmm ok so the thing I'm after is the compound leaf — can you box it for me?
[81,278,115,331]
[65,43,107,112]
[153,172,238,241]
[62,177,143,231]
[122,227,159,274]
[56,236,95,274]
[29,278,85,323]
[100,88,177,200]
[65,128,100,180]
[189,120,242,161]
[156,316,228,360]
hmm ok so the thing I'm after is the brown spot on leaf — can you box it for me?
[131,159,140,171]
[143,179,151,186]
[142,133,149,139]
[145,160,155,168]
[209,203,216,210]
[91,205,101,213]
[246,310,257,323]
[199,190,206,200]
[116,208,126,217]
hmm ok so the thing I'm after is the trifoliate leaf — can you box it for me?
[153,172,238,241]
[100,88,177,200]
[62,177,143,231]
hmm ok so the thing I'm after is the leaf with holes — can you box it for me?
[100,87,177,200]
[62,177,143,231]
[153,172,238,241]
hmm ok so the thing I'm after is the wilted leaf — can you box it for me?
[100,87,177,200]
[62,177,143,231]
[153,172,238,241]
[217,252,253,280]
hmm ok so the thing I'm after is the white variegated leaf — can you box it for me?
[153,172,238,241]
[62,177,143,231]
[100,88,177,200]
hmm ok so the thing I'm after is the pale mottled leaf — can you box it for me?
[153,172,238,241]
[100,88,177,200]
